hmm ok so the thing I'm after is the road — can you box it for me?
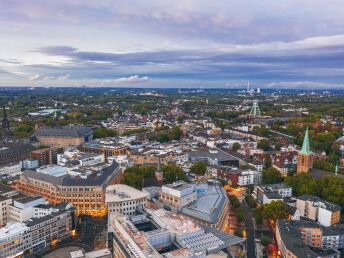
[241,202,256,258]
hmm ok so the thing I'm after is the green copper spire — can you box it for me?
[300,127,312,155]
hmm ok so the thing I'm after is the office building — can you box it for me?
[159,181,197,209]
[16,161,121,216]
[105,184,148,216]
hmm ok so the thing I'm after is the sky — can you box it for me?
[1,0,344,88]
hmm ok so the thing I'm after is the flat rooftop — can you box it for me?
[105,184,148,203]
[181,182,227,224]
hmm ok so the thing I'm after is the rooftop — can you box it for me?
[105,184,148,203]
[33,125,93,138]
[180,182,227,224]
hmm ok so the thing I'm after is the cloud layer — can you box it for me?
[1,1,344,88]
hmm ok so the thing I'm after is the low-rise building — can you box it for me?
[254,183,292,204]
[0,162,22,177]
[159,181,197,209]
[105,184,148,216]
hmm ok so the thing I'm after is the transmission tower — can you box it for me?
[250,99,261,117]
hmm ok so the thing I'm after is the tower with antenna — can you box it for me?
[249,100,261,117]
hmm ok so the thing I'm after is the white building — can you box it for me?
[238,170,262,186]
[0,196,12,227]
[105,184,148,216]
[160,181,197,209]
[22,159,39,170]
[0,162,22,177]
[8,196,46,223]
[0,221,31,258]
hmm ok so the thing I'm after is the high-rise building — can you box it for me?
[297,127,313,173]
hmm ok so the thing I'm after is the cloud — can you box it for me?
[102,75,150,85]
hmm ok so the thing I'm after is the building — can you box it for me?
[0,196,11,227]
[107,208,245,258]
[105,184,148,216]
[297,127,314,173]
[0,162,22,177]
[16,161,121,216]
[296,194,341,227]
[238,169,262,186]
[30,147,64,166]
[188,148,240,167]
[180,181,229,228]
[8,195,46,223]
[0,196,76,256]
[159,181,197,209]
[22,159,39,170]
[27,202,76,253]
[0,221,31,258]
[0,142,35,166]
[32,125,94,148]
[276,219,342,258]
[69,248,112,258]
[254,183,292,204]
[80,140,128,160]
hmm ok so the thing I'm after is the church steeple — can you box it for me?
[297,127,314,173]
[300,127,312,155]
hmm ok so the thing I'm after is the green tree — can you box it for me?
[274,143,283,151]
[260,235,272,246]
[264,154,272,169]
[229,195,241,209]
[189,161,207,175]
[256,201,289,225]
[262,167,283,184]
[93,127,117,139]
[235,208,245,224]
[245,194,257,209]
[163,164,187,183]
[232,142,241,152]
[257,139,271,151]
[122,166,156,189]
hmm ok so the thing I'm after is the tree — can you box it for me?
[232,142,241,152]
[256,201,289,225]
[235,208,245,224]
[274,143,283,151]
[245,194,257,209]
[234,228,244,237]
[167,126,182,140]
[229,195,241,209]
[264,154,272,169]
[176,115,184,124]
[163,164,187,183]
[94,128,117,139]
[262,167,283,184]
[260,235,272,246]
[189,161,207,175]
[257,139,271,151]
[122,166,156,189]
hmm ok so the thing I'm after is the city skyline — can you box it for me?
[1,1,344,88]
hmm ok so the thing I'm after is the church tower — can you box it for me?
[297,127,313,173]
